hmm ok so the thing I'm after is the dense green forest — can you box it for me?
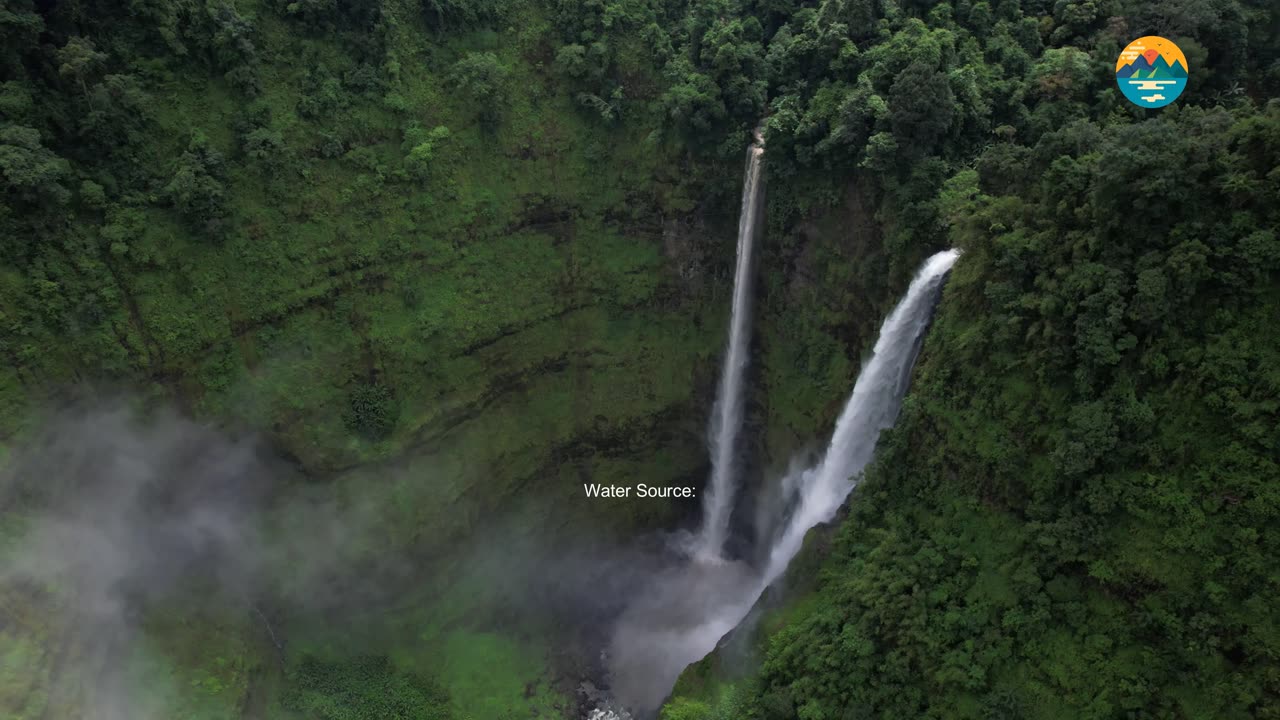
[1,0,1277,718]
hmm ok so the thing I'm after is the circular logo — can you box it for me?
[1116,36,1188,109]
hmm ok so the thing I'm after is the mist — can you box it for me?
[0,405,275,719]
[0,401,712,719]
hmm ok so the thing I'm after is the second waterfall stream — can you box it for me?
[599,248,962,718]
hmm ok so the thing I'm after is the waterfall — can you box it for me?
[761,248,960,584]
[600,249,959,717]
[698,137,765,559]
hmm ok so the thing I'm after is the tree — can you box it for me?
[165,133,228,235]
[297,65,348,118]
[283,655,452,719]
[659,56,726,137]
[448,52,509,124]
[283,0,383,32]
[888,60,955,156]
[343,383,398,440]
[402,125,450,179]
[0,124,71,206]
[242,127,284,165]
[83,74,151,149]
[55,37,107,101]
[422,0,501,30]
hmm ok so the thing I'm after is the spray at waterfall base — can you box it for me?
[594,250,961,717]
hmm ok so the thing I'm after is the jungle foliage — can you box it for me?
[660,0,1280,718]
[1,0,1278,718]
[721,102,1280,720]
[283,655,452,719]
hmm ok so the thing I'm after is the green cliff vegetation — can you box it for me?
[0,1,884,717]
[676,103,1280,720]
[0,1,750,717]
[2,0,1279,718]
[0,0,726,480]
[663,0,1280,719]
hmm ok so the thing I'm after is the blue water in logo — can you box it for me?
[1118,78,1186,108]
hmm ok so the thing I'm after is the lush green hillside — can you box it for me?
[663,0,1280,718]
[0,1,912,717]
[1,0,721,488]
[0,2,731,717]
[2,0,1278,718]
[676,103,1280,720]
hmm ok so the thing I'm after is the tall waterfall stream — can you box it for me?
[697,137,765,561]
[593,248,961,718]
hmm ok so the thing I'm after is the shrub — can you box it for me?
[343,383,398,440]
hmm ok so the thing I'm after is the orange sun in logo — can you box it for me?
[1115,36,1189,108]
[1115,36,1188,74]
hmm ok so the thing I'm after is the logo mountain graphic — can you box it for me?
[1115,36,1189,108]
[1116,53,1187,79]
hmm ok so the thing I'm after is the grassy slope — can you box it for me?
[0,1,941,716]
[662,105,1280,719]
[0,3,742,718]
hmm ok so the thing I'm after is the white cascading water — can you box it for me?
[600,249,960,718]
[697,135,765,559]
[761,248,960,584]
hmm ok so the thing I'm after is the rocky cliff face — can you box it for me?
[0,5,916,716]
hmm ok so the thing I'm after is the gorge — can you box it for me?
[600,248,961,717]
[1,1,1278,719]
